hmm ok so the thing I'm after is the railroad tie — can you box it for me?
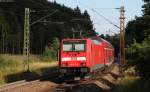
[92,80,111,90]
[101,74,118,86]
[110,65,120,77]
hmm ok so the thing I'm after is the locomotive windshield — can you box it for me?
[74,43,85,51]
[63,41,86,52]
[63,44,72,52]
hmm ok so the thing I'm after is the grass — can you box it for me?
[112,71,150,92]
[0,54,58,85]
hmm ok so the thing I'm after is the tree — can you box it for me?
[0,0,95,54]
[125,0,150,79]
[100,34,105,39]
[43,38,59,61]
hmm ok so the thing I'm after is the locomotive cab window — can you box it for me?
[74,43,85,51]
[63,44,72,52]
[63,40,86,52]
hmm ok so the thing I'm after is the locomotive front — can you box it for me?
[59,39,90,76]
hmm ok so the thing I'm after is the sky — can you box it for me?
[48,0,144,35]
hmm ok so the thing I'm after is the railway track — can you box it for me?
[0,80,41,92]
[0,69,60,92]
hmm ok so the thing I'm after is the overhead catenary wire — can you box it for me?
[30,10,59,26]
[91,8,120,29]
[72,1,120,30]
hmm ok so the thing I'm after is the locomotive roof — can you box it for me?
[90,37,103,42]
[62,39,87,41]
[89,37,103,45]
[89,37,113,48]
[62,37,113,48]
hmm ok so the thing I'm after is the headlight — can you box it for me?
[61,57,71,61]
[77,57,86,61]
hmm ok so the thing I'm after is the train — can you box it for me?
[59,36,115,78]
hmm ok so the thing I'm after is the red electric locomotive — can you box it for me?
[59,37,114,77]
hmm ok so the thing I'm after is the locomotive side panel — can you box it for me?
[86,39,92,69]
[104,42,115,65]
[91,44,105,71]
[89,37,107,72]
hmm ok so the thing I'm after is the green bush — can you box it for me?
[42,46,53,62]
[42,38,60,61]
[126,38,150,79]
[136,41,150,79]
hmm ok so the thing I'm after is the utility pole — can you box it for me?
[23,8,30,72]
[72,28,76,38]
[23,9,59,72]
[119,6,125,65]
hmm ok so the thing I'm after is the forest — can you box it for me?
[0,0,96,54]
[125,0,150,79]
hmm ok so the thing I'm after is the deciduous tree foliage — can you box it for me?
[125,0,150,79]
